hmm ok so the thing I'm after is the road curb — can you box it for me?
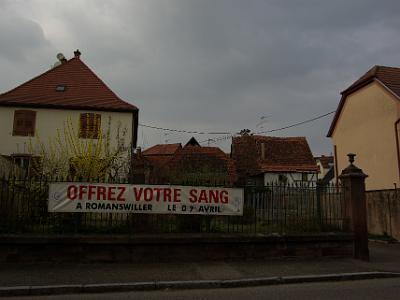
[1,272,399,297]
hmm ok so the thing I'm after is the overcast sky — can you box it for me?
[1,0,400,155]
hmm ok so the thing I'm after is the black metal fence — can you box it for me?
[0,176,348,235]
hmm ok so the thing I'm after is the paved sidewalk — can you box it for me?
[0,242,399,288]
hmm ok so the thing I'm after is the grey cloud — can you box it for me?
[1,0,400,155]
[0,13,50,62]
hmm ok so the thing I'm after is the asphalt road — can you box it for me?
[4,278,400,300]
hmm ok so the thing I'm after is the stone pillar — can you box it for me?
[339,153,369,261]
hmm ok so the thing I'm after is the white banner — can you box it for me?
[48,183,244,216]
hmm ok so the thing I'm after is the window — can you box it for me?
[11,155,42,178]
[79,113,101,139]
[13,110,36,136]
[55,85,66,92]
[12,155,31,170]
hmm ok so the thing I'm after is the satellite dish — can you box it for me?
[56,53,66,62]
[52,61,62,69]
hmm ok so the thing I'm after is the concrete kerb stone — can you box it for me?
[220,277,282,288]
[0,286,31,297]
[82,282,156,293]
[29,285,83,296]
[1,272,400,297]
[0,285,83,297]
[156,280,221,290]
[280,272,400,284]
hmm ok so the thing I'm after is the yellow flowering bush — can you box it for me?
[29,116,129,180]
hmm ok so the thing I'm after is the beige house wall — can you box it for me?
[0,106,133,157]
[331,81,400,190]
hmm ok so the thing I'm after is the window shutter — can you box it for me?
[94,114,101,138]
[13,110,36,136]
[13,111,25,136]
[24,111,36,136]
[79,113,101,139]
[79,113,88,138]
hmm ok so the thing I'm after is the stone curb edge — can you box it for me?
[1,272,399,297]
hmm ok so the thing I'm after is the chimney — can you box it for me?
[261,142,265,159]
[74,49,81,58]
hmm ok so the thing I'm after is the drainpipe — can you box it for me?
[395,119,400,182]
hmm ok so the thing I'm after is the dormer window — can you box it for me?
[55,85,66,92]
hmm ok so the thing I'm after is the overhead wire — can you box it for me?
[139,110,337,145]
[138,123,230,135]
[256,110,336,134]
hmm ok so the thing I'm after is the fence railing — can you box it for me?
[0,176,348,235]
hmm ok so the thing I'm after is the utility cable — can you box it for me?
[138,123,230,135]
[256,110,336,134]
[139,110,336,144]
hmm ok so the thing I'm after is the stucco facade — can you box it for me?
[330,82,400,190]
[0,106,134,157]
[0,51,139,178]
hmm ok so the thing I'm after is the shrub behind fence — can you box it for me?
[0,176,348,235]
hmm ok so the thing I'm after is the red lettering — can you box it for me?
[153,188,162,201]
[173,189,181,202]
[117,187,126,201]
[209,190,219,203]
[67,185,77,200]
[108,187,116,201]
[189,189,197,202]
[97,186,106,200]
[220,190,229,203]
[78,185,87,200]
[133,187,143,201]
[163,188,172,202]
[88,185,96,200]
[198,190,208,203]
[144,188,153,201]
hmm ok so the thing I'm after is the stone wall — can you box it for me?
[366,189,400,240]
[0,234,353,263]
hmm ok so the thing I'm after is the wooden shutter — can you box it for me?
[79,113,88,138]
[13,110,36,136]
[79,113,101,139]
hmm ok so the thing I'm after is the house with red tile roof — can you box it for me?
[130,143,182,183]
[0,50,138,176]
[327,65,400,190]
[131,137,237,186]
[231,134,318,186]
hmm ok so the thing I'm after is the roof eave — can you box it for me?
[327,77,376,138]
[258,169,319,174]
[0,101,138,113]
[0,56,139,112]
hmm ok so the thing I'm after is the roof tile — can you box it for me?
[142,143,182,156]
[328,65,400,137]
[0,56,137,112]
[232,135,318,174]
[315,155,334,169]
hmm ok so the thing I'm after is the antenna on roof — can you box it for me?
[74,49,81,58]
[56,53,66,62]
[51,53,67,69]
